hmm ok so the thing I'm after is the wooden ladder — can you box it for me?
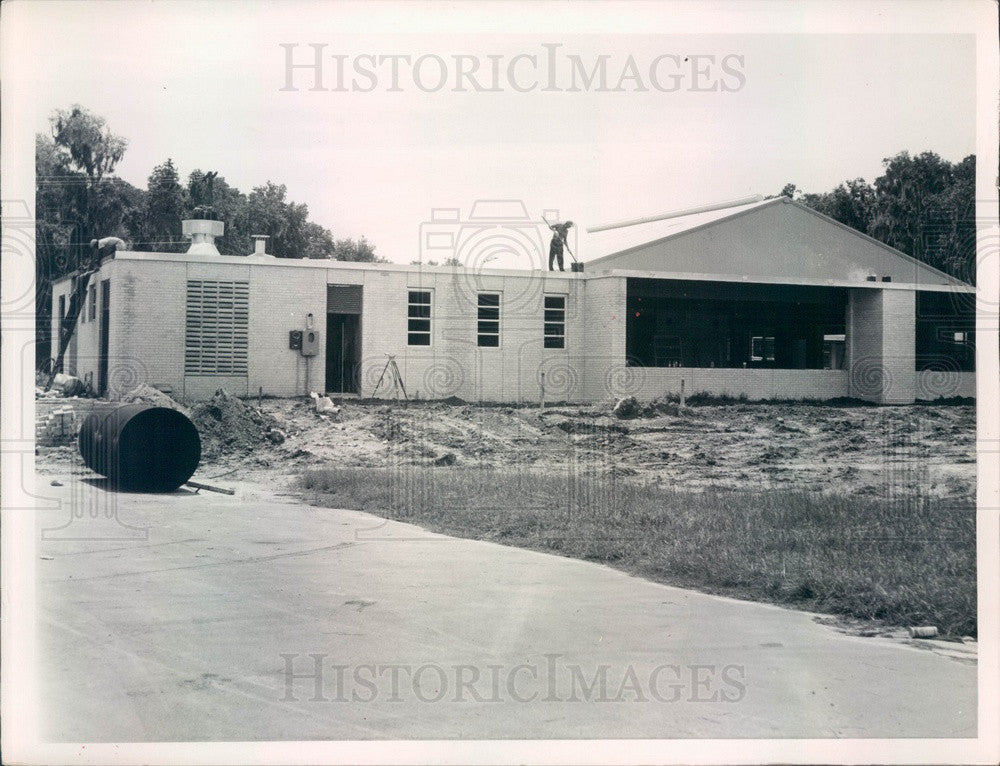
[44,269,95,391]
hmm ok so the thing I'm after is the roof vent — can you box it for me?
[250,234,273,257]
[182,218,225,256]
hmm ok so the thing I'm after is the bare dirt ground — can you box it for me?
[172,398,975,502]
[36,394,976,503]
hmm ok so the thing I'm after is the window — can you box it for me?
[544,295,566,348]
[184,280,249,375]
[408,290,431,346]
[477,293,500,347]
[750,335,775,363]
[88,284,97,322]
[822,333,845,370]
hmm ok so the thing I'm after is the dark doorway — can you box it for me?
[326,284,363,394]
[98,279,110,395]
[326,314,360,394]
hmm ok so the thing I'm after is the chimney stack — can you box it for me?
[182,217,225,256]
[251,235,269,256]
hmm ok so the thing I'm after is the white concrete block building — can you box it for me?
[51,197,975,404]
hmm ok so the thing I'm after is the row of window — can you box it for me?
[407,291,567,349]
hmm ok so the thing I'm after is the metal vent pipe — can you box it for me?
[586,195,765,233]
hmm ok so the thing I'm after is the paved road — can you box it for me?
[36,472,976,741]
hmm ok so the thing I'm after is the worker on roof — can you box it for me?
[548,220,574,272]
[90,236,127,264]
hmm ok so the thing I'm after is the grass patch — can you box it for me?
[300,466,976,637]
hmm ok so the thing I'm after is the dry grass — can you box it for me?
[300,466,976,637]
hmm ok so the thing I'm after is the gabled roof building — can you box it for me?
[51,197,975,404]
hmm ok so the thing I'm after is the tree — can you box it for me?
[331,236,386,263]
[142,159,186,251]
[302,221,335,259]
[778,183,798,199]
[36,108,138,365]
[48,106,132,246]
[790,151,975,283]
[51,105,128,184]
[246,182,298,258]
[801,178,875,235]
[868,152,954,262]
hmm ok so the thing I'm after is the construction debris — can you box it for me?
[310,391,342,417]
[120,384,190,414]
[433,452,457,466]
[612,396,641,419]
[50,373,85,397]
[190,389,280,458]
[266,428,287,445]
[185,480,236,495]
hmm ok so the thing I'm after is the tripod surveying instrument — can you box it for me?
[370,354,408,400]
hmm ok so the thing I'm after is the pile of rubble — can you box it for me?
[612,396,683,419]
[119,384,190,414]
[190,389,285,457]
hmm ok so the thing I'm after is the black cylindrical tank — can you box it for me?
[78,404,201,492]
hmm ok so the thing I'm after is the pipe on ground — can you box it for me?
[78,404,201,492]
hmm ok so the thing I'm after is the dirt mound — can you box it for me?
[190,389,280,457]
[120,384,190,414]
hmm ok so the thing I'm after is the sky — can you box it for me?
[8,1,980,266]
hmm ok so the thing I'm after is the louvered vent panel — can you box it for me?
[185,280,249,375]
[327,284,363,314]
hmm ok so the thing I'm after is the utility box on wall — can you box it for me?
[301,329,320,356]
[288,330,303,350]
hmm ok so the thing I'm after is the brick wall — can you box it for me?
[358,268,584,402]
[111,259,189,399]
[847,288,916,404]
[630,368,849,401]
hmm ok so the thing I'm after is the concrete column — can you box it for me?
[847,288,915,404]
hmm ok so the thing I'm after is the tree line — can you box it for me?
[776,151,975,285]
[35,104,384,361]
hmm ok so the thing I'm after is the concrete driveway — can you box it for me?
[36,472,976,741]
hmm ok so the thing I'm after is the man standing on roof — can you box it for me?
[548,220,574,272]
